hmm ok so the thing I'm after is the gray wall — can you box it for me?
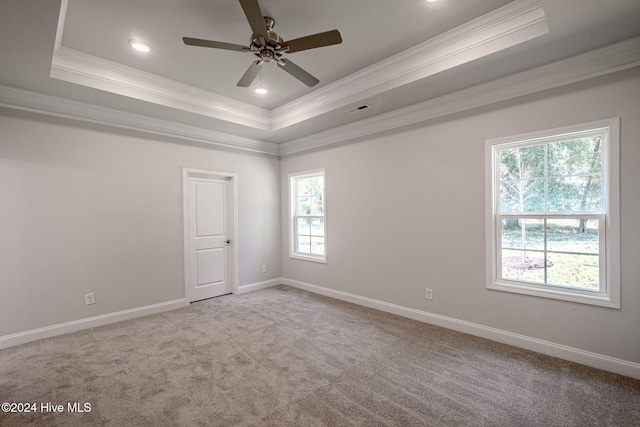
[280,68,640,364]
[0,108,281,336]
[1,68,638,366]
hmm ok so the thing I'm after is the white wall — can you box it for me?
[0,108,281,337]
[280,68,640,364]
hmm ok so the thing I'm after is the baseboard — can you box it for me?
[0,298,186,350]
[0,278,282,350]
[237,277,283,295]
[281,278,640,380]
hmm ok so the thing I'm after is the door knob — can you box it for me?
[225,240,231,244]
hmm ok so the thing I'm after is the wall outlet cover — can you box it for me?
[85,293,96,305]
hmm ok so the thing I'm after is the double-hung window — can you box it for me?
[289,169,326,262]
[486,118,620,308]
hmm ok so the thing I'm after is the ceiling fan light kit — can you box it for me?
[183,0,342,89]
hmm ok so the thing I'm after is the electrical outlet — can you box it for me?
[85,293,95,305]
[425,288,433,300]
[261,265,267,273]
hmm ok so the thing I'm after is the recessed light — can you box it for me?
[255,86,268,95]
[129,40,152,53]
[426,0,439,2]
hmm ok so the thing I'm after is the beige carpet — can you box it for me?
[1,285,638,426]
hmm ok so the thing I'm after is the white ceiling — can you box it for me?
[1,0,640,151]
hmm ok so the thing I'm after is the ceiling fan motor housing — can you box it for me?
[250,17,287,64]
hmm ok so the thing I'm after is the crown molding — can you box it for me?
[51,46,272,131]
[0,85,279,156]
[5,36,639,158]
[279,36,640,156]
[4,36,638,158]
[270,0,548,130]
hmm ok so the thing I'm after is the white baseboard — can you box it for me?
[0,277,284,350]
[0,298,186,350]
[237,277,283,295]
[4,279,637,380]
[281,278,640,380]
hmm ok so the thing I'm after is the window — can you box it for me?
[289,169,326,262]
[485,118,620,308]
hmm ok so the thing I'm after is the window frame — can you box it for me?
[485,118,620,308]
[289,169,327,263]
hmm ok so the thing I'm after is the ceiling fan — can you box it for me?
[182,0,342,88]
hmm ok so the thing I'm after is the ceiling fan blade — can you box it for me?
[239,0,269,39]
[183,37,248,52]
[237,61,262,87]
[278,59,319,87]
[284,30,342,53]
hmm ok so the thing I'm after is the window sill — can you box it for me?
[289,253,327,264]
[487,280,619,309]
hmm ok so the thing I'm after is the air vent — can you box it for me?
[346,104,370,114]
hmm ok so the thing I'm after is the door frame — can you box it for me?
[183,167,239,305]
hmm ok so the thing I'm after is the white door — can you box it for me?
[186,175,234,302]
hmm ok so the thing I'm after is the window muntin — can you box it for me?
[486,119,620,308]
[290,170,326,262]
